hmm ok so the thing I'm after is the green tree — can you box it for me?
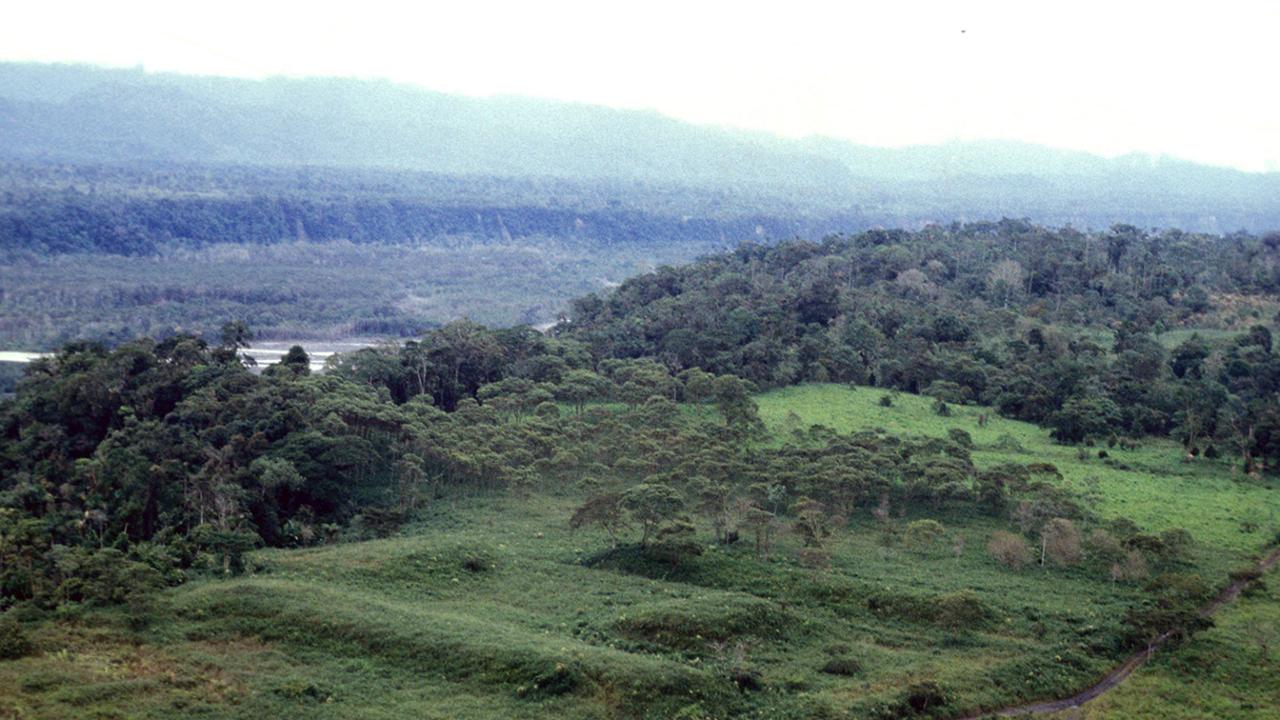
[1122,573,1213,649]
[621,482,684,547]
[557,369,610,414]
[278,345,311,376]
[904,519,946,555]
[569,493,630,547]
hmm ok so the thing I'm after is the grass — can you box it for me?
[3,384,1278,719]
[1047,576,1280,719]
[1155,327,1245,349]
[758,385,1280,575]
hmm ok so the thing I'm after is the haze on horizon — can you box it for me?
[3,0,1278,173]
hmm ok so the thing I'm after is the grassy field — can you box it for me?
[757,385,1278,573]
[1050,576,1280,719]
[2,384,1277,719]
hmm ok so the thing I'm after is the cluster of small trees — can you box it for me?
[986,514,1192,585]
[564,421,1111,571]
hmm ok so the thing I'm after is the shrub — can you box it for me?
[878,394,894,407]
[904,520,946,555]
[191,526,261,575]
[1125,534,1168,560]
[273,680,333,703]
[49,547,166,606]
[0,615,33,659]
[524,662,582,698]
[1123,573,1213,649]
[1086,529,1126,564]
[354,507,408,538]
[933,590,993,632]
[865,588,991,632]
[992,434,1025,452]
[1043,518,1083,567]
[820,657,862,676]
[947,428,973,448]
[647,520,704,565]
[1111,549,1150,583]
[617,597,793,650]
[1025,462,1062,478]
[1159,528,1194,562]
[988,531,1031,570]
[1108,517,1141,540]
[126,592,157,631]
[796,547,831,570]
[901,680,949,715]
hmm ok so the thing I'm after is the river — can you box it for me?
[0,343,369,374]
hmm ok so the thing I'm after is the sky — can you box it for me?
[3,0,1277,172]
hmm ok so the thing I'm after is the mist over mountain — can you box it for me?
[0,62,855,188]
[0,63,1274,202]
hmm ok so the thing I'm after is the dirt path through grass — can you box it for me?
[960,545,1280,718]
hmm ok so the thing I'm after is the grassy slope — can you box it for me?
[758,385,1278,573]
[2,384,1277,719]
[1051,578,1280,719]
[758,384,1280,718]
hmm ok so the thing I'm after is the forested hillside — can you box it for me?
[7,221,1280,712]
[3,218,1280,717]
[6,220,1280,597]
[0,161,868,255]
[3,62,1280,233]
[564,221,1280,453]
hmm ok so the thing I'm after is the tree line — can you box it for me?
[562,221,1280,469]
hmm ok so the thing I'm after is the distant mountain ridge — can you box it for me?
[1,62,1279,233]
[0,63,853,188]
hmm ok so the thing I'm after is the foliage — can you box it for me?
[569,493,629,546]
[0,615,32,659]
[1123,573,1215,649]
[621,483,685,548]
[988,531,1033,570]
[904,519,946,555]
[1043,518,1084,567]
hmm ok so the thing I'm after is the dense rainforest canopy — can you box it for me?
[561,221,1280,452]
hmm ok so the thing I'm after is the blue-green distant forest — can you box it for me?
[3,63,1280,352]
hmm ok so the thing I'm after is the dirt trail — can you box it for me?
[959,545,1280,719]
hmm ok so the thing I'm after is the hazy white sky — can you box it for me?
[4,1,1277,171]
